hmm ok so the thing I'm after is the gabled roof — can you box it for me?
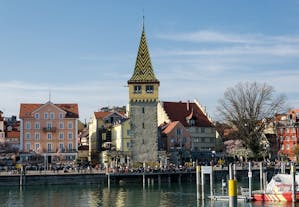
[128,25,159,84]
[94,111,112,119]
[162,121,180,134]
[94,111,126,120]
[19,103,79,118]
[161,101,212,127]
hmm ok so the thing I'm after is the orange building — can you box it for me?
[276,109,299,161]
[19,101,79,162]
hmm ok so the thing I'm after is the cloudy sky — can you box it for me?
[1,1,299,121]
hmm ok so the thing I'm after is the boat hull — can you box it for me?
[253,192,299,202]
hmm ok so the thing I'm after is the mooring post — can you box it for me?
[107,173,110,189]
[291,162,296,203]
[196,165,200,200]
[158,174,161,187]
[259,162,263,191]
[201,167,204,200]
[228,163,237,207]
[19,165,23,187]
[248,162,252,199]
[143,173,145,189]
[210,166,213,197]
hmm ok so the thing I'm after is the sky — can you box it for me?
[1,0,299,121]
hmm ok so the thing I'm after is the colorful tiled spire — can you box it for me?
[128,22,159,84]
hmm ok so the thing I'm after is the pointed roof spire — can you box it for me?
[128,18,159,84]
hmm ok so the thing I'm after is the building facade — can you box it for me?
[19,101,79,163]
[276,109,299,161]
[158,100,217,160]
[88,111,125,164]
[127,24,160,162]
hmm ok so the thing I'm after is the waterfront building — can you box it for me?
[0,111,4,142]
[88,110,126,164]
[276,109,299,161]
[159,121,191,165]
[19,101,79,163]
[158,100,217,161]
[127,23,160,163]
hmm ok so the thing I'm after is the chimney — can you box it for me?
[187,100,190,111]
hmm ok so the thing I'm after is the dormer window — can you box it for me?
[146,85,154,94]
[134,85,142,94]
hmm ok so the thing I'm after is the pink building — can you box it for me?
[19,101,79,162]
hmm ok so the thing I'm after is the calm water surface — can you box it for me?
[1,182,299,207]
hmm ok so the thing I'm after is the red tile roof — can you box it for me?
[162,121,180,134]
[94,112,112,119]
[161,101,212,127]
[19,103,79,118]
[94,111,126,120]
[6,131,20,138]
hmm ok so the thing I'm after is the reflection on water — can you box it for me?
[1,183,299,207]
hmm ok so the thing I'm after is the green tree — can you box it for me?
[217,81,285,157]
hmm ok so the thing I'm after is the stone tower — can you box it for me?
[128,23,160,162]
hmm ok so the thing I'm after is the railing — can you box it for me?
[42,127,57,132]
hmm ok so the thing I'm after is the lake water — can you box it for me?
[1,182,299,207]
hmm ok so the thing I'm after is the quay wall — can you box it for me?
[0,167,282,186]
[0,173,107,186]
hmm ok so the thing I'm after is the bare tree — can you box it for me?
[217,81,286,157]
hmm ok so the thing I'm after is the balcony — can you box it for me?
[43,127,57,132]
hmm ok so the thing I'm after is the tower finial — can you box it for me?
[142,9,145,30]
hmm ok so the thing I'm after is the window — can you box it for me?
[146,85,154,93]
[293,136,297,141]
[286,128,289,133]
[44,112,48,119]
[35,113,40,119]
[59,132,64,140]
[68,132,73,140]
[286,144,290,150]
[68,143,73,151]
[59,122,64,129]
[50,112,55,119]
[35,143,40,151]
[293,128,296,133]
[47,143,52,152]
[68,122,73,129]
[142,123,145,129]
[281,144,284,150]
[286,136,290,141]
[142,107,145,113]
[201,128,205,133]
[134,85,142,94]
[47,133,52,140]
[176,128,182,136]
[59,113,64,119]
[35,132,40,140]
[59,143,64,150]
[35,122,40,129]
[126,142,130,148]
[25,132,31,140]
[26,143,31,151]
[26,122,31,129]
[47,122,52,129]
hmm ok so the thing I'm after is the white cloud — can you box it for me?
[156,30,299,45]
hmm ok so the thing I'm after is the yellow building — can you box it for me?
[88,111,125,164]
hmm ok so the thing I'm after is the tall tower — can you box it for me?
[128,22,160,162]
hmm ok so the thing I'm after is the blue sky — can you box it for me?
[1,1,299,121]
